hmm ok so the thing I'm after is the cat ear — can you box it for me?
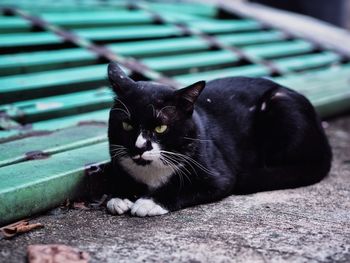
[175,81,206,113]
[108,62,136,96]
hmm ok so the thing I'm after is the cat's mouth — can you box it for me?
[131,155,152,166]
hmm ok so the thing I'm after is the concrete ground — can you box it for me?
[1,114,350,263]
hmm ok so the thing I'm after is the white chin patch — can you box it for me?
[131,198,168,217]
[119,142,176,189]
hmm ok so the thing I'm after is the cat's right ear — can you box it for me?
[108,62,136,96]
[174,80,206,115]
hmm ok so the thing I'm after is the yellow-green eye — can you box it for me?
[154,125,168,134]
[122,122,133,131]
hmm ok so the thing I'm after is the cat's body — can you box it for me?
[106,63,332,216]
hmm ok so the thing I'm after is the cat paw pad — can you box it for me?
[107,198,133,215]
[131,198,168,217]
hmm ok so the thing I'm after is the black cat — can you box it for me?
[106,62,332,217]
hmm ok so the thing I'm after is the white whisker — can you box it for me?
[115,98,131,117]
[156,105,176,118]
[182,136,212,142]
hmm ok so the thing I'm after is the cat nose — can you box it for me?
[135,134,152,154]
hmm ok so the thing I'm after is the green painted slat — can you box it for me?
[274,64,350,117]
[110,36,210,58]
[0,87,114,123]
[0,31,62,48]
[0,16,32,33]
[0,48,96,76]
[142,50,239,72]
[148,2,217,17]
[0,0,127,10]
[31,108,109,131]
[175,65,270,85]
[4,6,124,14]
[75,24,184,41]
[188,19,262,33]
[0,130,19,139]
[0,64,108,103]
[0,141,109,225]
[276,64,350,93]
[216,30,286,46]
[313,92,350,118]
[243,40,314,58]
[0,124,107,168]
[0,109,110,140]
[274,52,341,71]
[42,10,154,27]
[275,64,350,88]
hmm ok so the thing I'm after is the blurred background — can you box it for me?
[251,0,350,29]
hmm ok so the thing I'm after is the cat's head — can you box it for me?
[107,62,205,183]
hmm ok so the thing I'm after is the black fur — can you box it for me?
[107,63,332,213]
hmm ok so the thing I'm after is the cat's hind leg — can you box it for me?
[236,88,332,194]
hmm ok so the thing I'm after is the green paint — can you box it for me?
[75,24,184,41]
[0,142,109,226]
[0,87,114,123]
[0,16,32,33]
[143,50,239,73]
[0,124,107,168]
[275,52,341,71]
[244,40,314,58]
[175,64,269,85]
[0,64,108,103]
[0,48,96,76]
[0,31,62,48]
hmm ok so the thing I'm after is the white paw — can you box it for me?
[130,198,168,217]
[107,198,133,215]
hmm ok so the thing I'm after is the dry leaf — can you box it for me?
[0,220,43,238]
[28,244,90,263]
[73,202,89,210]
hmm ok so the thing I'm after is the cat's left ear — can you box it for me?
[108,62,136,96]
[174,81,206,114]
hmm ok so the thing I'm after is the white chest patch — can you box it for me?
[119,142,175,189]
[119,157,174,188]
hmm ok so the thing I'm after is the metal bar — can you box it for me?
[1,7,181,88]
[129,2,287,76]
[215,2,350,61]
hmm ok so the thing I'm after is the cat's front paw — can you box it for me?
[107,198,133,215]
[131,198,168,217]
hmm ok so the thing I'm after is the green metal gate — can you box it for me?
[0,0,349,225]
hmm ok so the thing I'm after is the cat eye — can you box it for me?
[154,125,168,134]
[122,122,133,131]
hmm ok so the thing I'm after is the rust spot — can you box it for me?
[25,151,51,160]
[77,121,107,126]
[84,163,102,176]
